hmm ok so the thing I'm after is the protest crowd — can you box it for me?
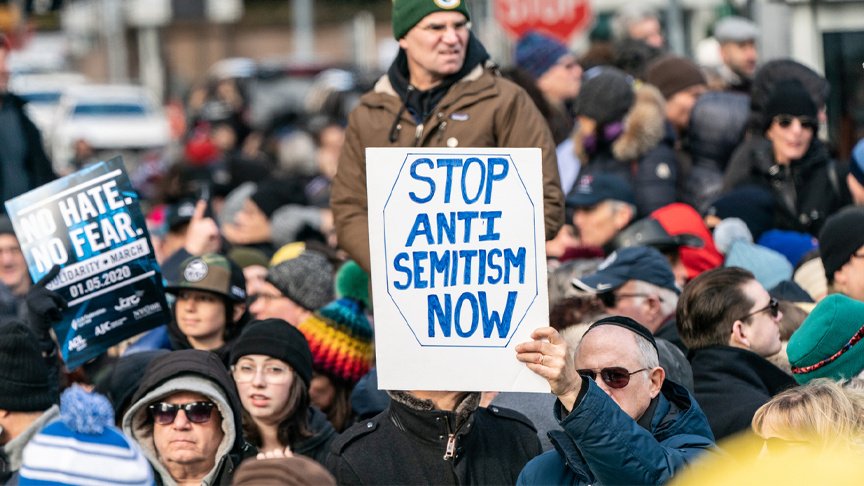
[4,0,864,485]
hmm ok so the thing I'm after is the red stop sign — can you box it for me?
[494,0,593,42]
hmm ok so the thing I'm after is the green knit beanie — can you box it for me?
[787,293,864,384]
[392,0,471,39]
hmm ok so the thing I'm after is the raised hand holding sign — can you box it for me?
[6,157,170,369]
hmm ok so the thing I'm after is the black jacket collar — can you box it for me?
[689,345,795,394]
[386,392,481,445]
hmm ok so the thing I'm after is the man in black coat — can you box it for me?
[0,35,55,208]
[676,267,796,441]
[327,390,541,485]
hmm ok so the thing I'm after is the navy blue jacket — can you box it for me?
[0,93,55,209]
[517,379,715,485]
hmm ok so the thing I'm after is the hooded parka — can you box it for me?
[122,349,256,485]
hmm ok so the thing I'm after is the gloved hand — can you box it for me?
[26,265,68,338]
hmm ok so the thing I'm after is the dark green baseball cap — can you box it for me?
[165,253,247,303]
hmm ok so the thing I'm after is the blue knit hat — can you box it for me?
[515,31,571,80]
[757,229,818,267]
[19,385,152,486]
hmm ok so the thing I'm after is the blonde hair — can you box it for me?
[752,379,864,450]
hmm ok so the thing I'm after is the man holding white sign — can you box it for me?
[515,318,715,484]
[331,0,564,274]
[347,147,548,482]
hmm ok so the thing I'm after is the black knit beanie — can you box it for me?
[763,79,818,132]
[819,206,864,283]
[0,321,57,411]
[230,318,314,386]
[574,67,634,126]
[250,179,307,220]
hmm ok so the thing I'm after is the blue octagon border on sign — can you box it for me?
[381,152,540,348]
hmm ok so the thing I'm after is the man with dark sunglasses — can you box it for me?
[516,316,715,485]
[677,267,796,441]
[122,349,256,485]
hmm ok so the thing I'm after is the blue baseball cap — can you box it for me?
[565,173,636,208]
[572,246,679,294]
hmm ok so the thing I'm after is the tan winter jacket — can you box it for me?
[331,64,564,272]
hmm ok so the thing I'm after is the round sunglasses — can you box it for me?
[148,401,215,425]
[773,114,818,131]
[576,367,647,389]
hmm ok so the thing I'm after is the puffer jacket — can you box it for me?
[723,135,850,236]
[574,84,678,216]
[121,349,256,485]
[682,91,750,212]
[517,379,715,485]
[331,62,564,273]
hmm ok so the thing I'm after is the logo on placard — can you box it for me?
[134,302,163,320]
[115,293,141,311]
[68,335,88,352]
[433,0,461,9]
[184,259,208,282]
[94,318,127,336]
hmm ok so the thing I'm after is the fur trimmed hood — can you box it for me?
[572,83,667,163]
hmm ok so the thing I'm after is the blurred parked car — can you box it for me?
[50,84,170,174]
[204,57,377,131]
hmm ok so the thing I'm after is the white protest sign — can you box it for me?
[368,148,550,392]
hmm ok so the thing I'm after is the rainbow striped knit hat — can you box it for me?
[298,297,373,385]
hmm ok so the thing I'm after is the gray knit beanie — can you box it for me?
[266,251,334,311]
